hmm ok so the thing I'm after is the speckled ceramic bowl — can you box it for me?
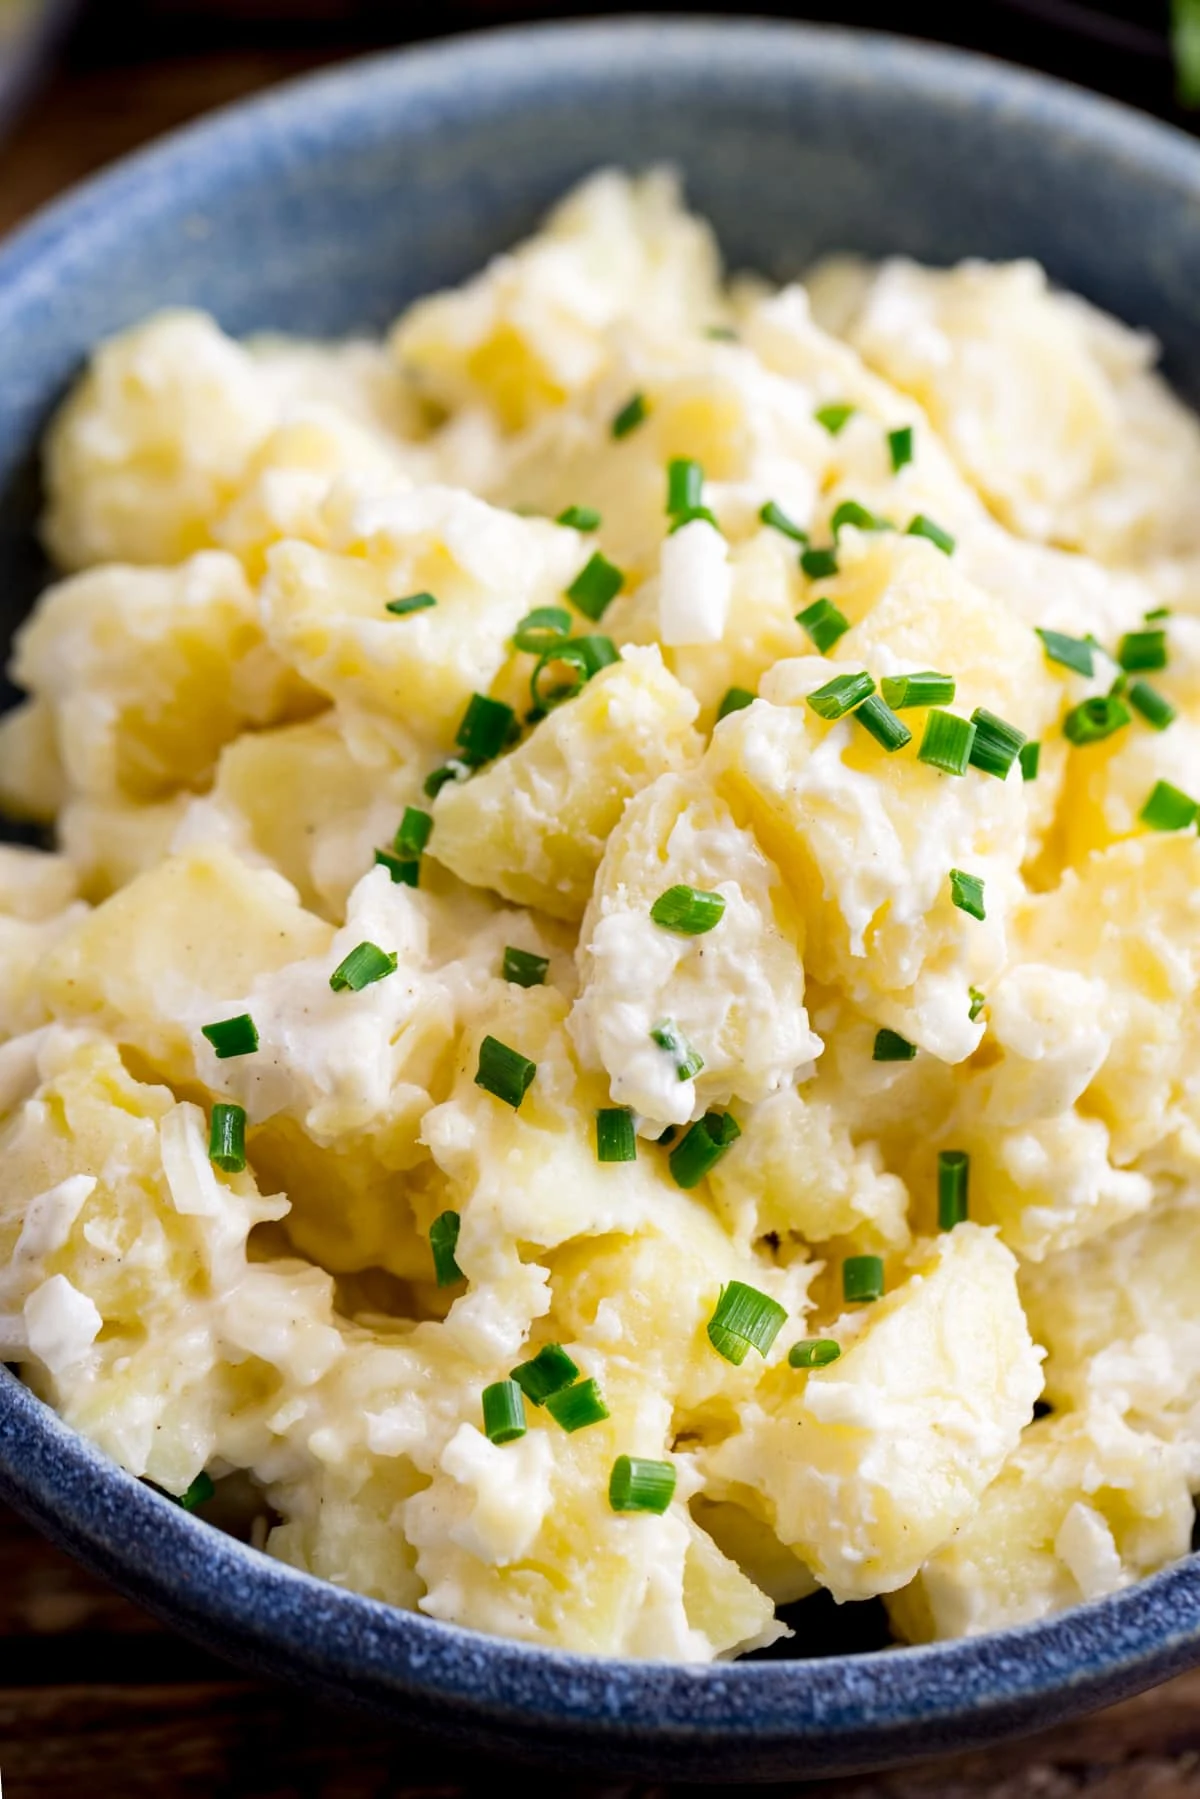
[1,18,1200,1782]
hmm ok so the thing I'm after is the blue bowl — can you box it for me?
[1,18,1200,1781]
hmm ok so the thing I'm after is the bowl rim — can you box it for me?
[1,13,1200,1775]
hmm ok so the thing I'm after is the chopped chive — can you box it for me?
[374,848,419,886]
[706,1281,787,1365]
[474,1035,537,1110]
[799,547,840,585]
[394,806,433,859]
[597,1107,637,1163]
[1118,629,1168,673]
[430,1210,463,1287]
[565,551,625,621]
[873,1028,916,1062]
[513,605,573,654]
[208,1103,246,1173]
[502,945,549,988]
[949,869,986,921]
[716,685,755,722]
[200,1014,259,1059]
[545,1376,610,1433]
[1127,681,1176,730]
[1063,693,1131,746]
[669,1111,741,1190]
[855,693,912,752]
[706,325,739,341]
[938,1149,969,1230]
[788,1339,841,1369]
[1019,740,1041,781]
[385,591,437,617]
[806,670,875,721]
[650,884,726,935]
[880,670,956,710]
[906,514,955,555]
[482,1379,526,1445]
[969,708,1027,779]
[651,1019,704,1082]
[1035,628,1094,678]
[918,710,976,776]
[759,499,809,544]
[797,594,849,651]
[556,505,601,531]
[531,633,619,711]
[843,1255,884,1303]
[611,393,648,438]
[455,693,515,766]
[424,761,467,799]
[609,1455,676,1514]
[1140,779,1199,831]
[667,505,722,535]
[330,941,398,993]
[1110,671,1129,698]
[667,457,704,515]
[968,986,986,1022]
[177,1472,214,1511]
[511,1343,579,1406]
[815,402,856,435]
[831,498,893,538]
[656,1125,678,1146]
[887,425,914,472]
[1145,606,1171,622]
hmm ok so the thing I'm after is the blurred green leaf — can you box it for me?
[1174,0,1200,107]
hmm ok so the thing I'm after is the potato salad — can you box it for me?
[2,170,1200,1661]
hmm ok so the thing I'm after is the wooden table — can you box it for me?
[3,37,1200,1799]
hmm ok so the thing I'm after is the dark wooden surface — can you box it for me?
[4,29,1200,1798]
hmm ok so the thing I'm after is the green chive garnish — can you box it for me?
[706,1281,787,1366]
[938,1149,969,1230]
[456,693,515,766]
[385,591,437,617]
[1118,629,1168,673]
[208,1103,246,1174]
[596,1107,637,1163]
[968,708,1027,780]
[797,595,849,652]
[565,551,625,621]
[511,1343,579,1406]
[393,807,433,859]
[873,1029,916,1062]
[706,325,739,341]
[177,1472,214,1511]
[375,848,419,886]
[1140,779,1199,831]
[424,762,466,800]
[831,498,892,538]
[531,634,619,712]
[968,986,986,1022]
[949,869,986,920]
[880,670,956,710]
[799,548,840,585]
[201,1014,259,1059]
[666,457,704,515]
[887,425,914,472]
[513,605,572,654]
[545,1376,610,1433]
[843,1255,885,1303]
[474,1035,537,1110]
[651,1019,704,1081]
[1127,681,1176,730]
[667,504,721,535]
[502,945,549,988]
[482,1379,526,1445]
[669,1111,741,1189]
[430,1210,464,1287]
[329,941,397,992]
[855,694,912,752]
[806,670,875,721]
[556,505,601,531]
[788,1339,841,1369]
[918,710,976,776]
[609,1455,676,1514]
[1062,693,1131,746]
[1145,606,1171,621]
[1036,628,1094,678]
[815,402,856,435]
[650,885,726,935]
[759,500,809,544]
[906,514,955,555]
[611,393,649,438]
[716,686,755,722]
[1019,740,1041,780]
